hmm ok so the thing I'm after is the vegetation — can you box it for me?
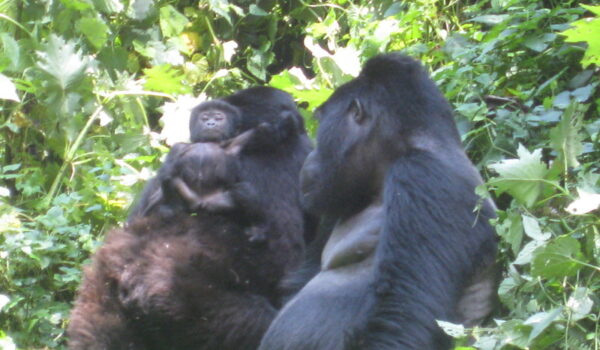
[0,0,598,348]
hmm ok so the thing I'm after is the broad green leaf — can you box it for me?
[0,34,20,72]
[488,145,549,207]
[77,17,109,50]
[522,215,550,241]
[513,239,545,265]
[159,5,189,38]
[531,236,583,278]
[36,35,90,90]
[143,64,191,95]
[208,0,233,24]
[566,287,593,321]
[524,308,562,342]
[561,6,600,67]
[549,103,584,168]
[0,74,20,102]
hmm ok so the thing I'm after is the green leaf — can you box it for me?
[0,34,20,72]
[488,145,549,207]
[143,64,191,94]
[60,0,93,11]
[91,0,124,13]
[0,74,20,102]
[567,287,593,321]
[37,35,90,90]
[77,17,109,50]
[561,6,600,67]
[522,215,550,241]
[208,0,233,24]
[549,103,584,168]
[531,236,583,278]
[524,308,563,342]
[249,4,268,16]
[127,0,155,20]
[159,5,189,38]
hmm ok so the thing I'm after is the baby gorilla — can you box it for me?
[189,100,241,142]
[159,130,269,242]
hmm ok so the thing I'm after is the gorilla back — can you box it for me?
[259,53,498,350]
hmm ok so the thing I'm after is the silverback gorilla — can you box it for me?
[259,53,498,350]
[69,88,313,349]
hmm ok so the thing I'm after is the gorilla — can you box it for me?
[69,88,314,349]
[259,53,498,350]
[129,87,306,224]
[189,99,241,142]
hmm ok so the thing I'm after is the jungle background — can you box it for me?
[0,0,599,349]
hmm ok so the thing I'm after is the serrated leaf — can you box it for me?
[0,74,20,102]
[549,103,584,168]
[531,236,583,278]
[77,17,109,50]
[159,5,189,38]
[143,64,191,94]
[567,287,593,321]
[488,145,549,207]
[524,308,563,342]
[561,7,600,67]
[36,35,90,90]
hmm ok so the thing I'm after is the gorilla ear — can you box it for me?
[348,98,365,124]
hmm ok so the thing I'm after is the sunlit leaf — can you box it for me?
[567,287,593,321]
[561,5,600,67]
[566,188,600,215]
[159,5,189,38]
[0,74,20,102]
[531,236,583,278]
[143,64,191,94]
[127,0,155,20]
[36,35,90,90]
[522,215,550,241]
[488,145,550,207]
[524,308,562,342]
[77,17,109,50]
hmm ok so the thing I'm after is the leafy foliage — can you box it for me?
[0,0,598,349]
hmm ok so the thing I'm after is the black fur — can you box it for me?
[259,53,498,350]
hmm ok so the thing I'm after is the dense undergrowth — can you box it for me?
[0,0,598,349]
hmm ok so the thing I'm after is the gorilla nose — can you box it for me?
[207,121,216,127]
